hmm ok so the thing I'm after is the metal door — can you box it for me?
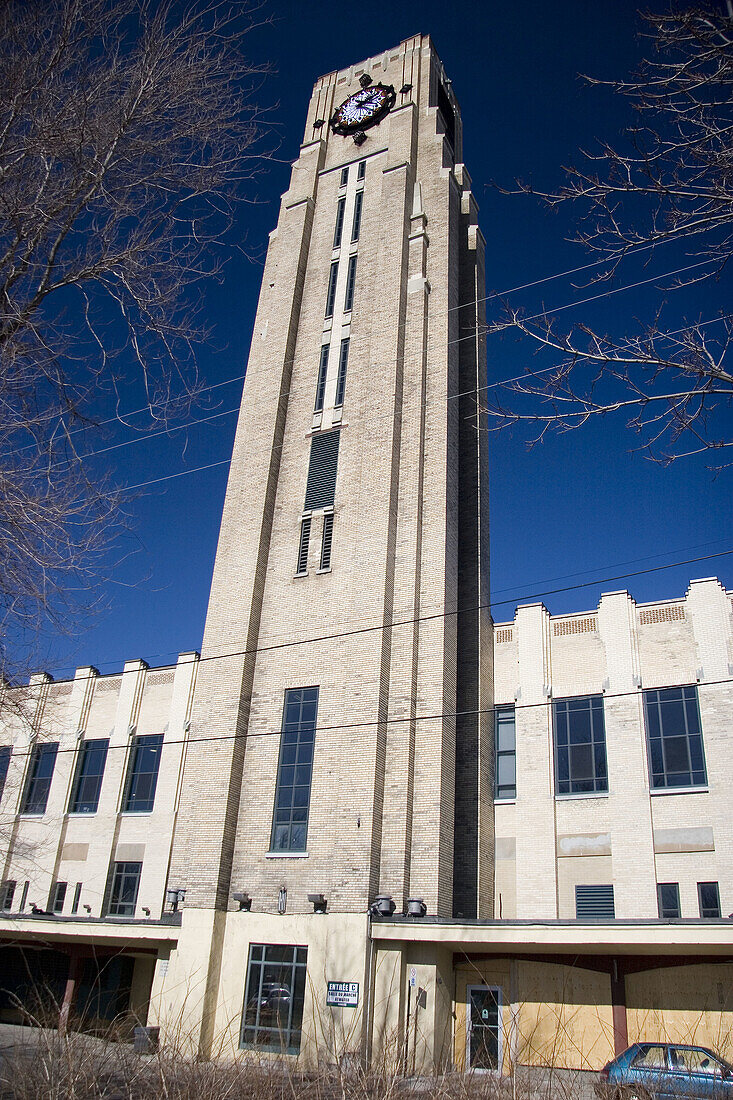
[467,985,501,1071]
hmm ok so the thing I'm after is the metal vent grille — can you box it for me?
[495,628,513,643]
[575,884,615,919]
[320,514,334,569]
[553,617,597,636]
[147,671,175,687]
[639,605,685,625]
[296,517,311,575]
[304,431,340,511]
[97,677,122,693]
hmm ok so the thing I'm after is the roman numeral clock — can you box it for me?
[330,73,396,145]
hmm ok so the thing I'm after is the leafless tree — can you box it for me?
[487,6,732,465]
[0,0,268,683]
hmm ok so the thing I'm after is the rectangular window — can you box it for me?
[553,695,608,795]
[122,734,163,813]
[107,861,142,916]
[68,738,108,814]
[71,882,82,915]
[344,255,357,312]
[1,881,16,911]
[698,881,721,918]
[240,943,307,1054]
[314,344,329,412]
[339,165,349,187]
[494,706,516,799]
[19,881,29,912]
[20,742,58,814]
[657,882,681,918]
[296,517,311,576]
[335,338,349,408]
[50,881,67,914]
[644,685,707,789]
[270,687,318,852]
[320,514,333,570]
[304,430,340,511]
[325,262,338,318]
[351,189,363,242]
[357,159,366,181]
[575,884,615,919]
[0,745,10,802]
[333,197,346,248]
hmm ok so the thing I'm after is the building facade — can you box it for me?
[1,35,732,1076]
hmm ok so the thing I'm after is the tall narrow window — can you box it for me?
[657,882,681,918]
[122,734,163,813]
[71,882,82,915]
[19,881,29,912]
[333,197,346,248]
[339,165,349,187]
[494,706,516,799]
[270,687,318,852]
[50,881,67,914]
[68,738,108,814]
[357,159,366,180]
[296,517,311,576]
[240,944,307,1053]
[698,881,721,918]
[320,514,334,570]
[644,685,707,789]
[344,255,357,312]
[335,338,349,408]
[20,742,58,814]
[314,345,329,412]
[351,189,363,242]
[1,881,16,911]
[0,745,10,802]
[107,861,142,916]
[325,262,338,318]
[553,696,608,795]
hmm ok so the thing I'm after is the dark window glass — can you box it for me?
[698,881,721,918]
[314,345,329,412]
[553,696,608,795]
[339,166,348,187]
[325,262,338,318]
[335,338,349,408]
[575,884,615,919]
[19,881,29,912]
[0,746,10,803]
[68,738,108,814]
[357,160,366,180]
[344,255,357,312]
[320,514,333,570]
[107,861,142,916]
[657,882,681,918]
[71,882,82,915]
[20,742,58,814]
[296,517,311,576]
[270,688,318,853]
[333,197,346,248]
[123,734,163,813]
[1,881,16,911]
[351,190,363,242]
[494,706,516,800]
[304,430,340,511]
[644,686,707,789]
[50,881,67,914]
[240,943,307,1054]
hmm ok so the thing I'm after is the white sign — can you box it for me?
[409,967,417,987]
[326,981,359,1008]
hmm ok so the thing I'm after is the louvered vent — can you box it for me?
[296,517,311,575]
[97,677,122,693]
[495,628,513,644]
[575,884,615,919]
[639,605,685,625]
[320,514,334,570]
[553,617,597,636]
[304,431,340,511]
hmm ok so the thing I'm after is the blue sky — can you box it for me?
[37,0,732,677]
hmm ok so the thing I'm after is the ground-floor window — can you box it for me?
[240,944,307,1054]
[467,985,501,1070]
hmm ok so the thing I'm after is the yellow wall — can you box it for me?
[627,964,733,1062]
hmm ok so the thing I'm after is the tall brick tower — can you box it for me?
[166,33,491,1052]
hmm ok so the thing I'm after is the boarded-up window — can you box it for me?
[304,431,339,511]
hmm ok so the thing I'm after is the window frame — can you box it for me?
[122,734,163,814]
[494,705,516,800]
[20,741,58,815]
[553,695,608,796]
[351,189,364,242]
[270,687,318,853]
[107,861,142,917]
[314,344,329,413]
[68,738,109,814]
[325,262,338,318]
[0,745,10,804]
[335,338,349,408]
[332,197,346,249]
[657,882,681,918]
[339,166,349,187]
[1,880,16,911]
[698,881,721,918]
[344,255,357,312]
[644,685,707,790]
[357,159,366,181]
[240,943,308,1054]
[50,881,67,914]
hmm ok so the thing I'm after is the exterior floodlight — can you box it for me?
[233,892,252,912]
[307,893,327,914]
[166,888,186,912]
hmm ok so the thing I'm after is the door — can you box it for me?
[467,985,501,1071]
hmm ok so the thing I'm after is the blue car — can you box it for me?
[597,1044,733,1100]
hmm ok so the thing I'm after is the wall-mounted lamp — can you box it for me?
[166,888,186,913]
[369,895,396,918]
[142,906,151,917]
[406,898,427,918]
[83,904,92,914]
[278,887,287,915]
[232,892,252,912]
[307,893,327,914]
[312,118,325,129]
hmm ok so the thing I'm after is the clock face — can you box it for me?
[331,83,396,136]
